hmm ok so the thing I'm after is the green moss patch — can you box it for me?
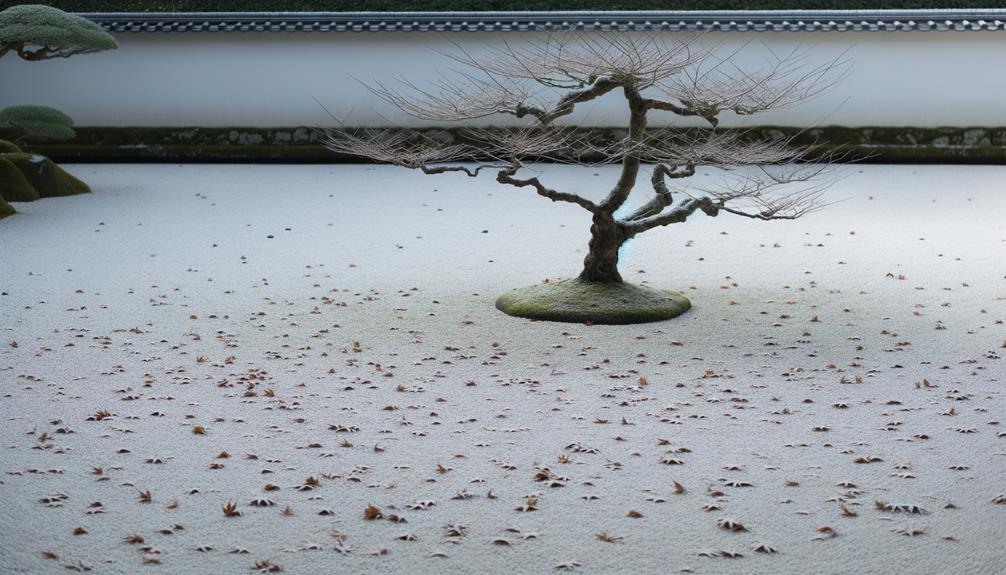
[0,138,21,153]
[1,152,89,197]
[0,105,76,140]
[0,5,118,57]
[0,156,40,202]
[496,278,691,324]
[0,194,14,218]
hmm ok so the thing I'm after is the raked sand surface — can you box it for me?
[1,163,1004,575]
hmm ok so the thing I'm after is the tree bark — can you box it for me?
[599,83,647,211]
[579,213,629,283]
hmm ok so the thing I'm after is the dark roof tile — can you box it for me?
[82,10,1006,34]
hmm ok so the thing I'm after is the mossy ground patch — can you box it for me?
[0,139,22,154]
[495,278,691,325]
[0,195,14,218]
[0,156,39,202]
[1,152,89,198]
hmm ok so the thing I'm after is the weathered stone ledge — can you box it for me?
[4,126,1005,164]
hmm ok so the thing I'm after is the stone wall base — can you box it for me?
[4,126,1004,164]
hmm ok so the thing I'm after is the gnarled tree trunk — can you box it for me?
[579,213,630,283]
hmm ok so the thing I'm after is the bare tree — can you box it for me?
[325,33,847,287]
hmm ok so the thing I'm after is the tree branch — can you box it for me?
[448,32,702,89]
[655,45,851,125]
[496,163,597,212]
[691,163,835,219]
[321,129,498,175]
[715,204,802,220]
[419,164,489,178]
[623,162,695,222]
[626,196,719,234]
[599,83,647,212]
[511,76,621,125]
[625,162,834,234]
[643,98,719,127]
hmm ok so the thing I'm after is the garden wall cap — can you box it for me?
[79,10,1006,34]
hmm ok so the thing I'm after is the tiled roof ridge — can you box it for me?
[81,10,1006,33]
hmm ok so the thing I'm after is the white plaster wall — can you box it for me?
[1,30,1004,128]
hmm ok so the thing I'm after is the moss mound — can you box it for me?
[0,105,76,140]
[495,278,692,324]
[0,156,40,202]
[0,138,21,153]
[1,152,89,197]
[0,194,14,218]
[0,5,119,58]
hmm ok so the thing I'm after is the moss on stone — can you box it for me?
[0,194,14,218]
[0,156,40,202]
[495,278,691,324]
[1,152,89,197]
[0,138,21,153]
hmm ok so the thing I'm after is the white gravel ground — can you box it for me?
[1,163,1004,575]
